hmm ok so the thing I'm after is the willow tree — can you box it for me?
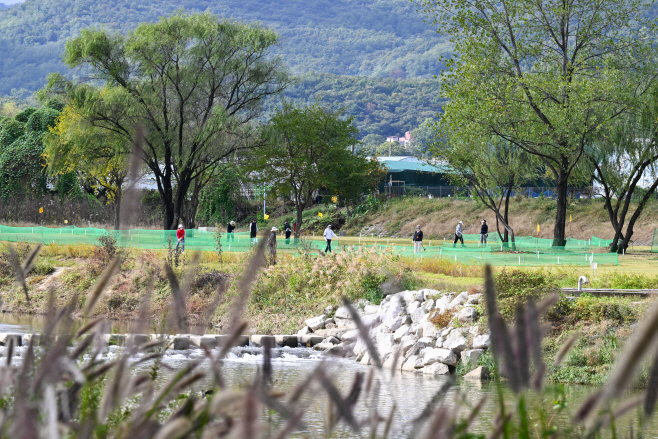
[417,0,658,246]
[586,91,658,253]
[43,12,289,229]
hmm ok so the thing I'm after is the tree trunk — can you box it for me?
[503,186,511,244]
[553,167,568,247]
[295,204,303,239]
[114,190,122,230]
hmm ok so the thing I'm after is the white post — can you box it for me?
[359,233,361,245]
[519,256,521,265]
[558,256,560,265]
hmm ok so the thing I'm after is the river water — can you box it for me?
[0,315,650,438]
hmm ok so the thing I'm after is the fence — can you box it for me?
[403,185,658,201]
[0,225,618,267]
[653,229,658,253]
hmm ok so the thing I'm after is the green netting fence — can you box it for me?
[0,225,617,266]
[652,229,658,253]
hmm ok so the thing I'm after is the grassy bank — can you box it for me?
[258,196,658,246]
[1,238,658,387]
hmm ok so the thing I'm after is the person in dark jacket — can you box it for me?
[480,220,489,246]
[227,221,236,242]
[284,221,292,244]
[250,219,258,245]
[412,225,423,254]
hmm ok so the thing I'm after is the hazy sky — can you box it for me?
[1,0,24,4]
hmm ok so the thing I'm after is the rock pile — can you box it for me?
[299,289,491,376]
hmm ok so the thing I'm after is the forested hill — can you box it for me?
[291,73,444,138]
[0,0,451,95]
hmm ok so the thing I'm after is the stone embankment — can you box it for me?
[298,289,492,377]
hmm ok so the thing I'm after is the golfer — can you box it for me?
[250,219,258,245]
[480,220,488,246]
[176,224,185,253]
[412,225,423,254]
[323,224,338,253]
[227,220,236,242]
[453,221,464,247]
[284,221,292,244]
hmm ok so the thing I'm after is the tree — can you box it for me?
[433,128,538,247]
[410,117,435,157]
[418,0,658,245]
[0,105,60,201]
[44,105,130,230]
[376,141,406,156]
[43,12,289,229]
[248,103,373,238]
[586,92,658,253]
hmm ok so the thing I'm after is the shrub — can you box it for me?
[494,269,560,319]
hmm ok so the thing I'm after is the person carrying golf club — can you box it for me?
[453,220,464,247]
[323,224,338,253]
[412,225,423,254]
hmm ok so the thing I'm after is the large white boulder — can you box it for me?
[446,336,468,353]
[341,329,359,343]
[380,296,405,328]
[410,307,427,324]
[400,337,417,356]
[448,292,469,310]
[421,322,440,338]
[376,333,396,357]
[462,349,484,365]
[473,334,491,349]
[422,363,450,375]
[394,325,411,341]
[401,355,424,371]
[457,307,477,324]
[305,315,326,331]
[334,306,352,320]
[407,301,421,315]
[383,315,407,332]
[422,299,435,313]
[364,304,380,315]
[421,347,457,366]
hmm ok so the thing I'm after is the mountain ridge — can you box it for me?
[0,0,451,95]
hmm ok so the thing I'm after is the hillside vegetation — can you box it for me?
[289,73,444,138]
[0,0,450,95]
[268,197,658,245]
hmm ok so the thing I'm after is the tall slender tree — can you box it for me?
[417,0,658,245]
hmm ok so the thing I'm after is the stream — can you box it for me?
[0,314,650,438]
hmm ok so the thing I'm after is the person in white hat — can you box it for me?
[453,220,464,247]
[412,225,423,254]
[176,224,185,253]
[267,227,278,265]
[323,224,338,253]
[479,219,489,246]
[227,220,236,242]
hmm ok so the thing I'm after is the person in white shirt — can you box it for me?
[453,221,464,247]
[323,224,338,253]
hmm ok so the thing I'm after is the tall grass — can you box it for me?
[3,241,658,437]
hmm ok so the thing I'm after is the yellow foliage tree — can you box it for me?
[44,104,131,229]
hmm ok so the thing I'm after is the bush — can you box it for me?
[494,269,559,319]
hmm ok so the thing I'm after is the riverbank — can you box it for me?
[1,240,656,385]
